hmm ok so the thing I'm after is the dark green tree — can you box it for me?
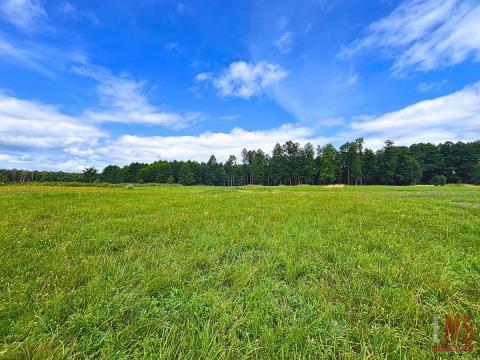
[283,141,300,185]
[410,143,444,183]
[339,141,361,185]
[101,165,122,183]
[377,140,397,185]
[205,155,225,185]
[224,155,237,186]
[301,143,316,185]
[472,162,480,185]
[394,148,422,185]
[362,149,378,185]
[82,167,98,183]
[252,150,267,185]
[270,143,285,185]
[318,144,338,184]
[124,162,147,183]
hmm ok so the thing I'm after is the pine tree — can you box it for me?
[301,143,316,185]
[318,144,338,184]
[270,143,285,185]
[180,162,196,185]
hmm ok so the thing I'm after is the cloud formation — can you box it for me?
[273,32,294,54]
[98,124,325,165]
[0,0,47,32]
[351,81,480,148]
[2,81,480,171]
[58,1,100,26]
[341,0,480,73]
[0,91,104,151]
[0,33,89,77]
[196,61,287,99]
[74,65,205,129]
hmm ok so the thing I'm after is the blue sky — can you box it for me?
[0,0,479,171]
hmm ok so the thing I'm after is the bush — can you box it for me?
[432,175,447,186]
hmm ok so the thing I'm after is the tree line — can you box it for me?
[2,139,480,186]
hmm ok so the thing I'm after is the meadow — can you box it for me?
[1,184,479,359]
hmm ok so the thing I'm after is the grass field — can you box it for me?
[1,184,479,359]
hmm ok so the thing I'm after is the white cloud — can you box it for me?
[0,35,52,76]
[350,81,480,147]
[74,65,205,129]
[195,72,210,81]
[58,2,76,16]
[0,92,104,151]
[0,91,108,171]
[0,152,95,172]
[2,68,480,171]
[58,2,100,26]
[318,117,345,127]
[97,124,327,165]
[0,0,47,32]
[341,0,480,73]
[3,81,480,170]
[0,153,29,165]
[273,32,294,54]
[417,80,447,93]
[197,61,287,99]
[165,42,178,51]
[0,34,89,77]
[219,114,240,121]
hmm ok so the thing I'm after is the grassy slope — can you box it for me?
[0,185,479,359]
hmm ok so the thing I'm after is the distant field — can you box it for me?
[1,184,479,359]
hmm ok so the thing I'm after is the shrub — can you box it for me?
[432,175,447,186]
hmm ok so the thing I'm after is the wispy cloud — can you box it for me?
[0,34,52,76]
[0,33,89,77]
[273,31,294,54]
[0,0,47,32]
[74,65,205,129]
[196,61,287,99]
[58,2,100,26]
[165,42,179,51]
[219,114,240,121]
[341,0,480,73]
[417,80,447,93]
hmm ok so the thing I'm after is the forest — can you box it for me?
[2,139,480,186]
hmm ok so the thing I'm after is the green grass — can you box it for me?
[1,184,479,359]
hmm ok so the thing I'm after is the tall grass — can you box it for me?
[1,185,479,359]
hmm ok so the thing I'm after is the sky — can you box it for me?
[0,0,479,171]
